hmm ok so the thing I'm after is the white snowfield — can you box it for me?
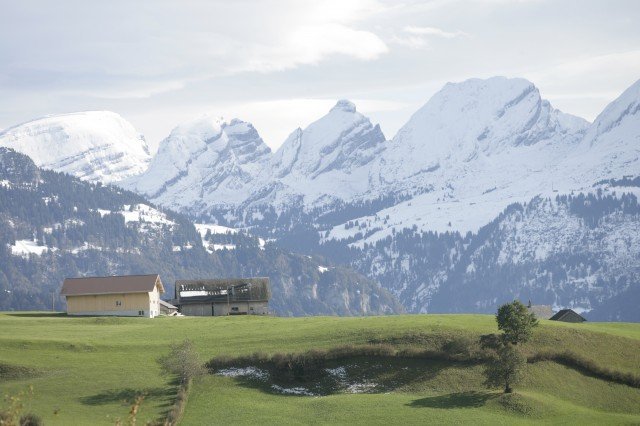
[0,111,151,183]
[90,204,175,232]
[194,223,239,236]
[9,239,54,257]
[194,223,239,253]
[120,204,174,226]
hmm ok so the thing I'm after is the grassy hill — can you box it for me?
[0,313,638,425]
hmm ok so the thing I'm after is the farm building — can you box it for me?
[550,309,587,323]
[60,274,164,318]
[526,300,553,319]
[159,299,179,316]
[174,278,270,316]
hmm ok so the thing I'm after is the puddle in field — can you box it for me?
[213,357,452,397]
[216,363,379,396]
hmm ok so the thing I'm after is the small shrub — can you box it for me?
[442,336,474,358]
[158,340,205,384]
[19,413,43,426]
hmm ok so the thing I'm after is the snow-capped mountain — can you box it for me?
[361,77,590,237]
[262,99,386,207]
[562,79,640,187]
[124,115,271,211]
[0,111,150,183]
[132,77,602,235]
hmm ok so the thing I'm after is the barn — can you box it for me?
[526,300,553,319]
[174,278,270,316]
[550,309,587,323]
[60,274,164,318]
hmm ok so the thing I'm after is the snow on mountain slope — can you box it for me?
[430,195,640,315]
[272,100,385,179]
[563,79,640,186]
[246,100,386,208]
[387,77,586,169]
[117,77,635,247]
[124,115,271,211]
[0,111,150,183]
[322,77,591,242]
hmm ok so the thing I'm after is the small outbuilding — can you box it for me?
[175,277,270,316]
[60,274,164,318]
[159,299,179,316]
[549,309,587,323]
[526,300,553,319]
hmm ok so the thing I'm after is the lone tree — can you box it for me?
[484,343,525,393]
[496,300,538,345]
[157,340,205,384]
[481,300,537,393]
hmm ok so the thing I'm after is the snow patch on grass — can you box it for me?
[216,367,269,381]
[270,384,316,396]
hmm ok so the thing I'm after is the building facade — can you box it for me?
[60,274,164,318]
[174,278,270,316]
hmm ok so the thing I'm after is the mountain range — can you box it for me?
[0,147,400,316]
[1,76,638,320]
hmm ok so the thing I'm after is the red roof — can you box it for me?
[60,274,164,296]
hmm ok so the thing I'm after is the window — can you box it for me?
[115,301,122,307]
[138,310,144,316]
[231,307,239,312]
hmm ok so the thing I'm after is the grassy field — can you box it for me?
[0,313,638,425]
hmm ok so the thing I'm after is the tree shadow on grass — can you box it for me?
[407,391,497,409]
[80,387,174,406]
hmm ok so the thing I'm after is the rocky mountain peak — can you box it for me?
[330,99,357,113]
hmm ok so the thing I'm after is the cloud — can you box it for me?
[526,49,640,120]
[403,26,468,38]
[239,24,388,73]
[0,1,389,100]
[392,25,468,49]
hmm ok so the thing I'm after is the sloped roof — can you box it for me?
[528,305,553,319]
[549,309,586,322]
[60,274,164,296]
[159,299,178,310]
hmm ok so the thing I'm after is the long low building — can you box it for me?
[174,278,270,316]
[60,274,164,318]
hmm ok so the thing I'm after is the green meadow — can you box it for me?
[0,313,638,425]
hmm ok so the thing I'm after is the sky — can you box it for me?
[1,0,639,152]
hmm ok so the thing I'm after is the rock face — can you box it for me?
[264,99,386,208]
[124,115,271,211]
[0,111,150,183]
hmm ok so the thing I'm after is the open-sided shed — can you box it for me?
[174,278,270,316]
